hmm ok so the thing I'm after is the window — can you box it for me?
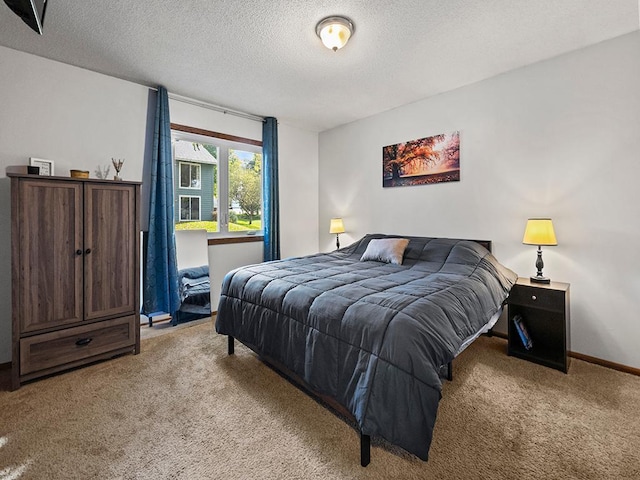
[179,162,201,189]
[179,195,201,221]
[172,125,263,237]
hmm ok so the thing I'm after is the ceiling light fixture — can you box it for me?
[316,16,355,52]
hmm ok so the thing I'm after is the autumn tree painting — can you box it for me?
[382,131,460,187]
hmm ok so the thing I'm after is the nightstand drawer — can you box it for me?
[20,316,135,375]
[508,285,565,312]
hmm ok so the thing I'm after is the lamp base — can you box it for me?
[530,275,551,284]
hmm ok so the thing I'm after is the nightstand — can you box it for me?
[507,277,570,373]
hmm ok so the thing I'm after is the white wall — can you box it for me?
[0,46,320,363]
[318,32,640,370]
[0,47,150,180]
[278,123,319,258]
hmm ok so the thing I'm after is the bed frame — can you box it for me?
[225,238,492,467]
[227,336,374,465]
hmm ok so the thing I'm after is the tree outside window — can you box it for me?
[228,150,262,226]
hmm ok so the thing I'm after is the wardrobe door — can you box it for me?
[84,183,137,320]
[18,180,84,333]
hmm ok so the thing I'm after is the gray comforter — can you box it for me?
[216,234,517,460]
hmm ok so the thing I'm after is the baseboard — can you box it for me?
[487,330,639,377]
[569,351,640,377]
[0,362,11,371]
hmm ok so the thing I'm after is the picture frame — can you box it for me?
[382,131,460,188]
[29,158,55,176]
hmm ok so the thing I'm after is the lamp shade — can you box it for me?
[329,218,345,234]
[316,16,354,51]
[522,218,557,246]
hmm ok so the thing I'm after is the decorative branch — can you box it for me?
[111,158,124,180]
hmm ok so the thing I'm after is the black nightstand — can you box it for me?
[507,277,570,373]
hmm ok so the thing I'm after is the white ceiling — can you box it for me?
[0,1,638,132]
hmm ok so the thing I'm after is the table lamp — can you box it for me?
[329,218,345,249]
[522,218,557,284]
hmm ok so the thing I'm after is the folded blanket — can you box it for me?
[178,265,209,280]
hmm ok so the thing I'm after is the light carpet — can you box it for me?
[1,321,639,479]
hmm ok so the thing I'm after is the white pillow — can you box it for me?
[360,238,410,265]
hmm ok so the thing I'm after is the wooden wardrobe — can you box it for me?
[10,174,141,390]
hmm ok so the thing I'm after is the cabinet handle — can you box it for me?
[76,249,83,255]
[531,295,537,301]
[85,248,92,255]
[75,337,93,347]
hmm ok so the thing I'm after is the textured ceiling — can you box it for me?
[0,0,638,132]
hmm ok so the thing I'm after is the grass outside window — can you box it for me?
[176,217,261,233]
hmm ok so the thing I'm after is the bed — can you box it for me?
[215,234,517,465]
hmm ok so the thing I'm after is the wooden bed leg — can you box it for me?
[228,335,235,355]
[360,433,370,467]
[446,361,453,381]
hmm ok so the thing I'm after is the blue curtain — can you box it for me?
[263,117,280,261]
[143,86,181,319]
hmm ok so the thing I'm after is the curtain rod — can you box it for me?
[149,87,264,123]
[168,93,265,123]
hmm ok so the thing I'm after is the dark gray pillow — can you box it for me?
[360,238,410,265]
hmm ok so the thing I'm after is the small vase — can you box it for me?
[113,175,121,181]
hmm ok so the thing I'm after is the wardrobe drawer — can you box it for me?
[20,316,135,375]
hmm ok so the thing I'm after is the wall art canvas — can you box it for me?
[382,131,460,188]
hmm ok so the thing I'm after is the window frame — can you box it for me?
[178,161,202,190]
[178,195,202,222]
[171,123,263,239]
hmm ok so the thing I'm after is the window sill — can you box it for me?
[208,235,264,246]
